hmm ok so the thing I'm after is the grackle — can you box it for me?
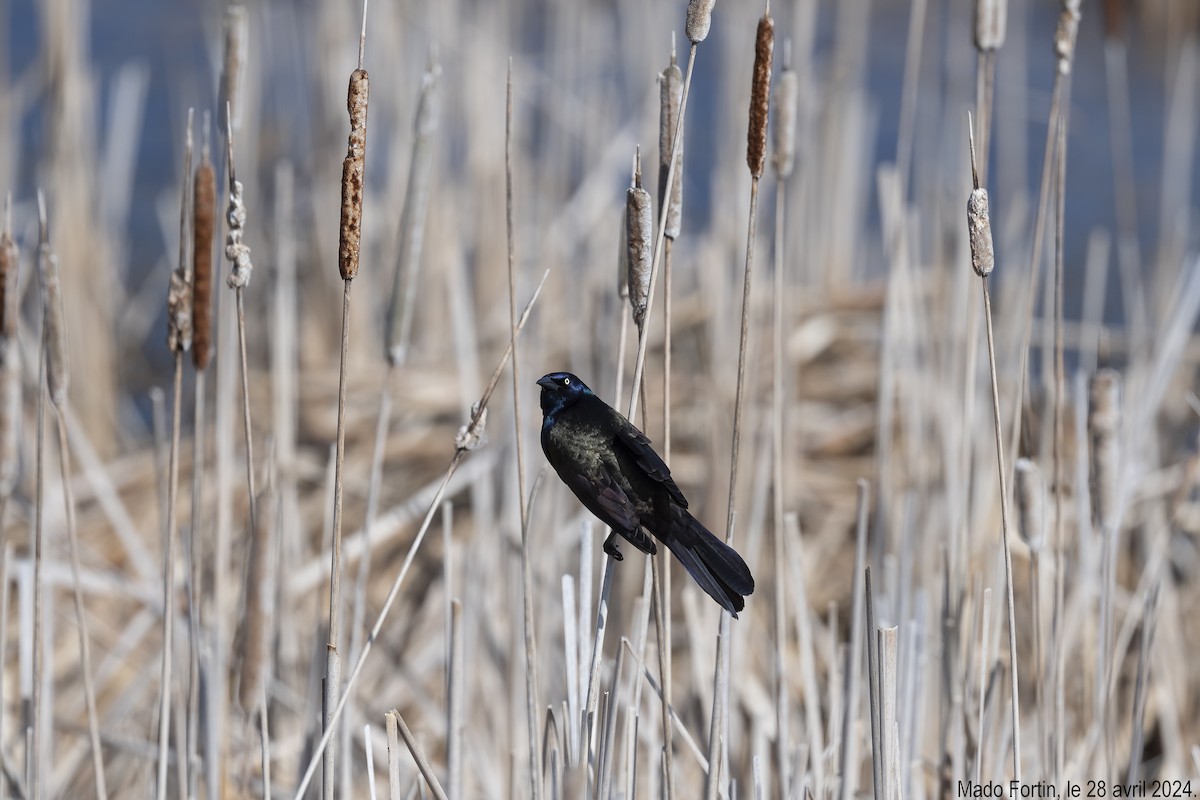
[537,372,754,616]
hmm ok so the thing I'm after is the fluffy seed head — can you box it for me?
[626,159,652,329]
[974,0,1008,51]
[1015,458,1045,550]
[1088,369,1121,533]
[38,207,69,409]
[967,188,994,277]
[658,58,684,241]
[0,228,16,341]
[686,0,716,44]
[772,60,798,178]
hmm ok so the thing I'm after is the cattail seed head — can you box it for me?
[772,52,798,178]
[1014,458,1045,551]
[1102,0,1124,41]
[967,188,994,277]
[192,155,216,370]
[747,12,775,179]
[1088,369,1121,533]
[625,156,652,330]
[974,0,1008,52]
[658,56,684,241]
[1054,4,1081,75]
[38,200,69,409]
[338,68,369,281]
[219,4,248,134]
[168,113,194,355]
[686,0,716,44]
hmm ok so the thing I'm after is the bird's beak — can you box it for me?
[536,376,555,389]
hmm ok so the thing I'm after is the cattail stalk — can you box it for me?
[36,190,108,796]
[973,0,1007,179]
[967,118,1022,780]
[326,7,370,794]
[503,60,543,800]
[1015,459,1048,770]
[236,485,275,713]
[771,41,797,799]
[186,112,214,800]
[0,198,16,786]
[704,17,772,798]
[386,56,440,365]
[656,55,683,777]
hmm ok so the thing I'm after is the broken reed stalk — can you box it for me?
[30,206,47,798]
[1050,3,1080,781]
[291,270,551,800]
[706,11,773,799]
[391,709,450,800]
[325,15,370,792]
[187,114,215,800]
[156,111,194,800]
[36,194,108,800]
[771,43,797,800]
[967,117,1022,781]
[839,481,870,800]
[505,61,543,800]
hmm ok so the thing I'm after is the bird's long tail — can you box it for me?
[663,509,755,617]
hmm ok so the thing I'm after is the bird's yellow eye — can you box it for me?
[562,377,570,385]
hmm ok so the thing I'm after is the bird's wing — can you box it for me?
[607,407,689,509]
[557,466,641,533]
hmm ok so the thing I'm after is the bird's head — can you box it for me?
[537,372,592,417]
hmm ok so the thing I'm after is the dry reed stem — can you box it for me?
[447,600,464,799]
[703,515,734,800]
[505,60,542,800]
[391,710,450,800]
[686,0,715,44]
[292,270,551,800]
[626,152,652,329]
[237,484,275,713]
[192,134,215,371]
[1126,584,1158,785]
[838,480,870,800]
[156,349,185,800]
[969,118,1022,782]
[773,49,797,180]
[386,57,440,364]
[53,413,107,800]
[385,711,401,800]
[879,626,899,800]
[747,12,774,178]
[0,199,19,502]
[866,566,881,800]
[30,251,47,799]
[338,68,369,281]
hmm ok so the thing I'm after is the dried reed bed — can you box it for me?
[0,1,1198,799]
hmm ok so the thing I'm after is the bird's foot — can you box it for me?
[603,532,624,561]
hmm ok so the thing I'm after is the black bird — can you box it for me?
[537,371,754,616]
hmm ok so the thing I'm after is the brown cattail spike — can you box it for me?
[686,0,716,45]
[1014,458,1045,551]
[38,194,69,409]
[626,150,652,329]
[1102,0,1124,41]
[659,48,684,241]
[192,124,216,370]
[1088,369,1121,533]
[338,68,369,281]
[974,0,1008,51]
[772,41,798,179]
[747,11,775,179]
